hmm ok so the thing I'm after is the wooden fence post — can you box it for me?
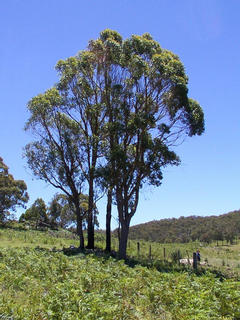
[163,247,166,260]
[149,245,152,260]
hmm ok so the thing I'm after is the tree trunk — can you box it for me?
[117,219,121,243]
[118,219,130,259]
[105,187,112,252]
[76,206,84,250]
[87,177,94,249]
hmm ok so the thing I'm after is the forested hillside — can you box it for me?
[128,210,240,243]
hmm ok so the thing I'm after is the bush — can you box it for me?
[170,249,182,263]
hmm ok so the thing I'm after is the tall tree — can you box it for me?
[0,157,29,222]
[24,29,204,258]
[24,95,86,248]
[93,30,205,258]
[25,40,108,249]
[55,51,108,249]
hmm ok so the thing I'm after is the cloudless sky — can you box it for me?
[1,0,240,229]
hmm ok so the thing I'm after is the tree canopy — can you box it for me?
[48,193,99,230]
[24,29,204,258]
[0,157,29,222]
[91,29,204,257]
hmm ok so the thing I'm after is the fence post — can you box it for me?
[193,252,197,270]
[163,247,166,260]
[137,242,140,259]
[149,245,152,260]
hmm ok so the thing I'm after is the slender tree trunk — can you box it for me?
[105,187,112,252]
[76,206,84,249]
[117,219,121,243]
[105,69,114,253]
[87,175,94,249]
[115,188,130,259]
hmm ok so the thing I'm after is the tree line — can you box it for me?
[19,195,99,231]
[1,29,204,259]
[127,211,240,244]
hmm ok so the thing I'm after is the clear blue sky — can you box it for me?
[1,0,240,229]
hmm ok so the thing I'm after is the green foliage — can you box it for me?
[0,246,240,319]
[0,226,79,249]
[170,249,182,263]
[19,198,48,228]
[91,30,204,258]
[48,193,86,228]
[128,210,240,244]
[48,193,99,229]
[24,28,205,255]
[1,225,240,318]
[0,157,29,221]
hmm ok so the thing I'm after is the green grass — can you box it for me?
[0,227,79,249]
[1,224,240,274]
[1,225,240,319]
[1,247,240,319]
[125,239,240,276]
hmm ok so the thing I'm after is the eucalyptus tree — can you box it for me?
[25,43,108,249]
[25,30,122,250]
[0,157,29,222]
[93,30,205,258]
[24,97,87,248]
[25,29,204,257]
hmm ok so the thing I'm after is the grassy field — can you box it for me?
[1,225,240,273]
[125,239,240,275]
[0,225,240,319]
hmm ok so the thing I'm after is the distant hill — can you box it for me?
[128,210,240,243]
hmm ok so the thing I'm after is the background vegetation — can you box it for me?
[128,210,240,244]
